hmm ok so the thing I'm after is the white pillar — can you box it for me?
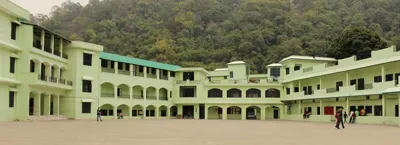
[381,65,385,82]
[320,100,323,115]
[155,107,159,119]
[113,107,117,119]
[156,89,159,100]
[114,85,118,98]
[346,97,350,114]
[34,93,41,116]
[167,71,171,80]
[41,30,45,50]
[143,107,146,119]
[114,61,118,74]
[156,69,160,79]
[241,107,246,120]
[299,101,302,115]
[56,95,60,116]
[382,95,386,116]
[51,34,55,54]
[143,88,147,100]
[59,38,63,55]
[242,90,246,98]
[319,77,322,89]
[129,87,133,99]
[222,107,227,120]
[129,64,133,76]
[261,107,266,120]
[144,67,147,78]
[44,94,51,116]
[346,72,349,86]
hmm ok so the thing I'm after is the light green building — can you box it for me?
[1,0,400,126]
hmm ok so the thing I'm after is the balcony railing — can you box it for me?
[356,83,373,90]
[135,72,144,77]
[118,70,130,75]
[132,95,143,99]
[118,94,130,99]
[326,88,338,93]
[176,80,202,84]
[38,74,73,86]
[159,96,168,100]
[161,76,168,80]
[146,95,157,100]
[102,67,114,73]
[101,93,114,98]
[147,74,157,79]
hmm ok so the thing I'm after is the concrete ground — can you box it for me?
[0,119,399,145]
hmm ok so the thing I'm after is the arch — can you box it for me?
[29,91,40,116]
[132,85,144,99]
[227,106,242,120]
[146,105,156,117]
[246,88,261,98]
[159,88,168,101]
[208,106,223,119]
[246,106,261,120]
[101,83,114,98]
[100,104,114,116]
[170,106,178,118]
[117,104,130,118]
[30,59,40,73]
[227,88,241,98]
[266,89,280,98]
[208,88,222,98]
[146,87,157,100]
[132,105,144,118]
[266,106,280,119]
[158,105,168,117]
[117,84,130,99]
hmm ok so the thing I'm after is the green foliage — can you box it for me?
[328,27,389,59]
[34,0,400,73]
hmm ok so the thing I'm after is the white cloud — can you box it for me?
[10,0,89,15]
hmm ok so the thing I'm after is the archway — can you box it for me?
[100,104,114,117]
[132,85,144,99]
[117,84,130,99]
[159,106,168,117]
[246,106,261,120]
[146,87,157,100]
[208,89,222,98]
[170,106,177,118]
[208,106,222,119]
[101,83,114,98]
[227,89,241,98]
[146,105,156,117]
[132,105,144,118]
[266,106,280,119]
[227,106,241,120]
[29,91,40,116]
[117,104,130,118]
[159,88,168,100]
[246,88,261,98]
[266,89,280,98]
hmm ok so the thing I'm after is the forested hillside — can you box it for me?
[32,0,400,73]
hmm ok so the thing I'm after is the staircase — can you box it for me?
[27,115,69,121]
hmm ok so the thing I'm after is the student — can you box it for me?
[349,111,354,123]
[335,108,345,129]
[97,109,103,122]
[343,111,348,123]
[354,109,359,123]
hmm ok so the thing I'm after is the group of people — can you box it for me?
[335,108,359,129]
[96,108,124,122]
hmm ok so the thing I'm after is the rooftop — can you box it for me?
[227,61,246,65]
[100,52,181,71]
[279,55,337,63]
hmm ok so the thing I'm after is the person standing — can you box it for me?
[349,111,354,123]
[97,108,103,122]
[335,108,345,129]
[343,111,348,123]
[354,109,359,123]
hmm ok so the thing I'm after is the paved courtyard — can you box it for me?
[0,119,399,145]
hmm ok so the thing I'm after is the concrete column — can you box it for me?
[59,38,63,55]
[346,97,349,114]
[241,107,246,120]
[144,67,147,78]
[34,93,41,116]
[143,87,147,100]
[167,71,170,80]
[114,86,118,98]
[156,69,160,79]
[114,61,118,74]
[45,65,51,78]
[299,101,302,115]
[44,95,51,116]
[346,72,349,86]
[382,95,386,116]
[155,107,159,119]
[298,80,301,91]
[143,107,146,119]
[222,89,227,98]
[129,64,133,76]
[51,34,54,54]
[177,105,183,116]
[241,90,246,98]
[222,107,227,120]
[167,107,171,118]
[54,68,60,83]
[130,107,133,118]
[156,88,159,100]
[381,65,385,82]
[129,87,133,99]
[54,95,60,116]
[41,30,45,50]
[194,104,199,119]
[319,77,322,89]
[35,61,41,74]
[204,105,209,120]
[113,107,117,119]
[319,100,323,115]
[261,107,266,120]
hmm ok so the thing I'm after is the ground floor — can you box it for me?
[1,119,399,145]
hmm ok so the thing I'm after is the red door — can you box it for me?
[324,106,334,115]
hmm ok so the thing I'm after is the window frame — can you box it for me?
[9,91,15,108]
[83,53,92,66]
[10,57,16,73]
[82,80,92,93]
[11,22,18,40]
[82,102,91,114]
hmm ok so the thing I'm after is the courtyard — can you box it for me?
[0,119,399,145]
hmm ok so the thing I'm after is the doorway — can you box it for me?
[199,104,205,119]
[396,105,399,117]
[29,98,34,116]
[357,78,365,90]
[246,108,256,120]
[324,106,334,115]
[273,109,279,119]
[183,106,194,119]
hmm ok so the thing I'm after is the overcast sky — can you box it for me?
[11,0,89,15]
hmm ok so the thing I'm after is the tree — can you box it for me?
[327,27,388,59]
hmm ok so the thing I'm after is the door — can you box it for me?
[29,98,34,116]
[396,105,399,117]
[357,78,364,90]
[395,73,400,85]
[246,108,256,120]
[324,106,334,115]
[183,106,194,119]
[273,109,279,119]
[199,104,205,119]
[336,81,343,91]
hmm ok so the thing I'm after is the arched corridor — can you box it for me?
[170,106,177,118]
[146,87,157,100]
[159,106,168,117]
[266,106,280,119]
[208,89,222,98]
[227,106,241,120]
[132,105,144,118]
[159,88,168,100]
[146,105,156,117]
[117,84,130,99]
[117,104,130,118]
[246,106,261,120]
[208,106,223,119]
[132,86,144,99]
[100,104,114,117]
[227,89,241,98]
[101,83,114,98]
[246,89,261,98]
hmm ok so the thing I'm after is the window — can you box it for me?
[294,87,299,92]
[374,76,382,83]
[224,76,227,79]
[183,72,194,80]
[100,109,108,116]
[180,86,196,97]
[125,63,130,71]
[336,81,343,91]
[285,68,290,75]
[151,68,156,74]
[229,71,233,78]
[118,62,123,70]
[265,89,280,98]
[138,66,143,72]
[11,22,18,40]
[286,88,290,95]
[386,74,393,81]
[101,59,108,67]
[82,102,91,113]
[374,105,383,116]
[317,84,320,90]
[161,110,167,117]
[83,53,92,66]
[270,68,281,77]
[9,91,15,108]
[350,79,357,85]
[336,98,339,101]
[294,65,301,71]
[317,107,321,115]
[117,88,121,96]
[170,71,175,77]
[30,60,35,72]
[365,106,372,114]
[82,80,92,92]
[110,61,115,69]
[366,96,370,100]
[10,57,16,73]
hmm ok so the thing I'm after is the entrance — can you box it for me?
[182,106,194,119]
[396,105,399,117]
[199,104,205,119]
[246,108,256,120]
[324,106,334,115]
[29,98,34,116]
[357,78,365,90]
[273,109,279,119]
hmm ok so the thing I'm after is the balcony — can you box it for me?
[161,75,168,80]
[147,74,157,79]
[326,88,339,93]
[135,72,144,77]
[118,94,130,99]
[356,83,373,91]
[176,80,203,85]
[132,95,143,99]
[37,74,73,86]
[118,70,130,76]
[101,67,114,73]
[159,96,168,101]
[146,95,157,100]
[101,93,114,98]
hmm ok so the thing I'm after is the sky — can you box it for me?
[11,0,89,15]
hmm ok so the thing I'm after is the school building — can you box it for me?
[1,0,400,126]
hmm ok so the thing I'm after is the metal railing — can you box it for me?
[38,74,73,86]
[147,74,157,79]
[159,96,168,100]
[132,95,143,99]
[161,76,168,80]
[356,83,373,90]
[118,70,130,75]
[54,51,61,56]
[118,94,130,99]
[326,88,338,93]
[135,72,144,77]
[146,95,157,100]
[101,93,114,98]
[101,67,114,73]
[66,81,73,86]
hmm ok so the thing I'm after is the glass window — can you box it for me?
[10,57,16,73]
[374,76,382,83]
[82,80,92,92]
[9,91,15,108]
[83,53,92,66]
[82,102,91,113]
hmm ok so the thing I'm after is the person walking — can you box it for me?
[97,108,103,122]
[343,111,348,123]
[354,109,359,123]
[335,108,345,129]
[349,111,354,123]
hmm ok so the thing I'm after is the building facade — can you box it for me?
[1,0,400,126]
